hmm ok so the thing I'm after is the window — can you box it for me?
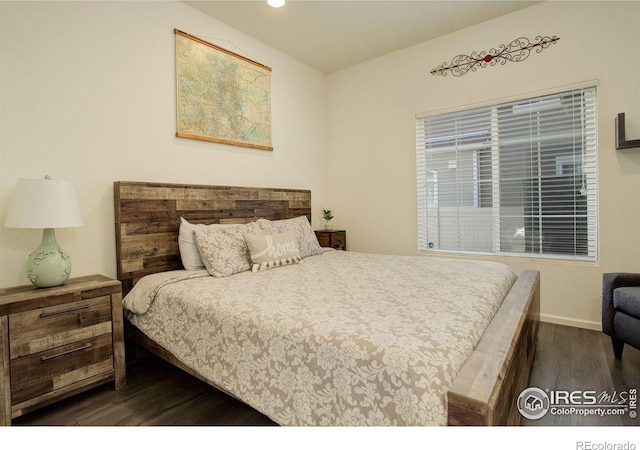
[416,86,597,260]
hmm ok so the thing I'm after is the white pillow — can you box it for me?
[244,231,302,272]
[258,216,323,258]
[178,217,234,270]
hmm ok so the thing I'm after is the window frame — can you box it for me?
[415,83,598,261]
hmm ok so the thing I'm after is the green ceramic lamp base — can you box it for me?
[27,228,72,288]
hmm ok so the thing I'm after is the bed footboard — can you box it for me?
[447,270,540,426]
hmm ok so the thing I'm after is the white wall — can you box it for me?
[0,1,328,288]
[327,1,640,330]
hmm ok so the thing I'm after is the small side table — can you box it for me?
[315,230,347,251]
[0,275,125,425]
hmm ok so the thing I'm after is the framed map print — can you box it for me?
[175,29,273,151]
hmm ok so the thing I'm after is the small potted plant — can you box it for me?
[322,207,334,230]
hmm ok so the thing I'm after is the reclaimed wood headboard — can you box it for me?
[114,181,312,295]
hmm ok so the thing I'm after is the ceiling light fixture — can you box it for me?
[268,0,285,8]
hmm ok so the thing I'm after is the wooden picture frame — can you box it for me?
[175,29,273,151]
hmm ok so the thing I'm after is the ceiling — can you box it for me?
[184,0,539,74]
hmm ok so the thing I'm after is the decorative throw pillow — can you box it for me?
[194,222,261,277]
[244,231,302,272]
[178,217,234,270]
[258,216,323,258]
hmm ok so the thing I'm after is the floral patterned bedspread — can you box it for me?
[124,251,516,426]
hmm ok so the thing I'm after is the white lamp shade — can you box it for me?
[5,178,84,229]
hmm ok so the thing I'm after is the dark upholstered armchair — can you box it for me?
[602,273,640,359]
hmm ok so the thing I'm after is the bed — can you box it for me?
[114,181,540,426]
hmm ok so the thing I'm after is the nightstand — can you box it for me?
[315,230,347,251]
[0,275,125,425]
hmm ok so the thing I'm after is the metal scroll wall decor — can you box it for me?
[431,35,559,77]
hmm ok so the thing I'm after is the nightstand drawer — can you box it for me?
[9,295,113,359]
[10,333,114,405]
[314,230,347,250]
[316,233,331,247]
[331,234,346,248]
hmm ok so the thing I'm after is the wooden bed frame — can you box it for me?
[114,180,540,426]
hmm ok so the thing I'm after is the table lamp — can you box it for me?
[5,176,84,288]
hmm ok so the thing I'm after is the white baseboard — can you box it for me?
[540,313,601,331]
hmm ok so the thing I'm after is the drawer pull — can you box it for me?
[40,343,93,361]
[39,304,90,318]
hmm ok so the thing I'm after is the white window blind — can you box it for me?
[416,86,597,260]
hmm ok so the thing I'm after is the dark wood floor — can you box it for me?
[11,322,640,426]
[522,322,640,426]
